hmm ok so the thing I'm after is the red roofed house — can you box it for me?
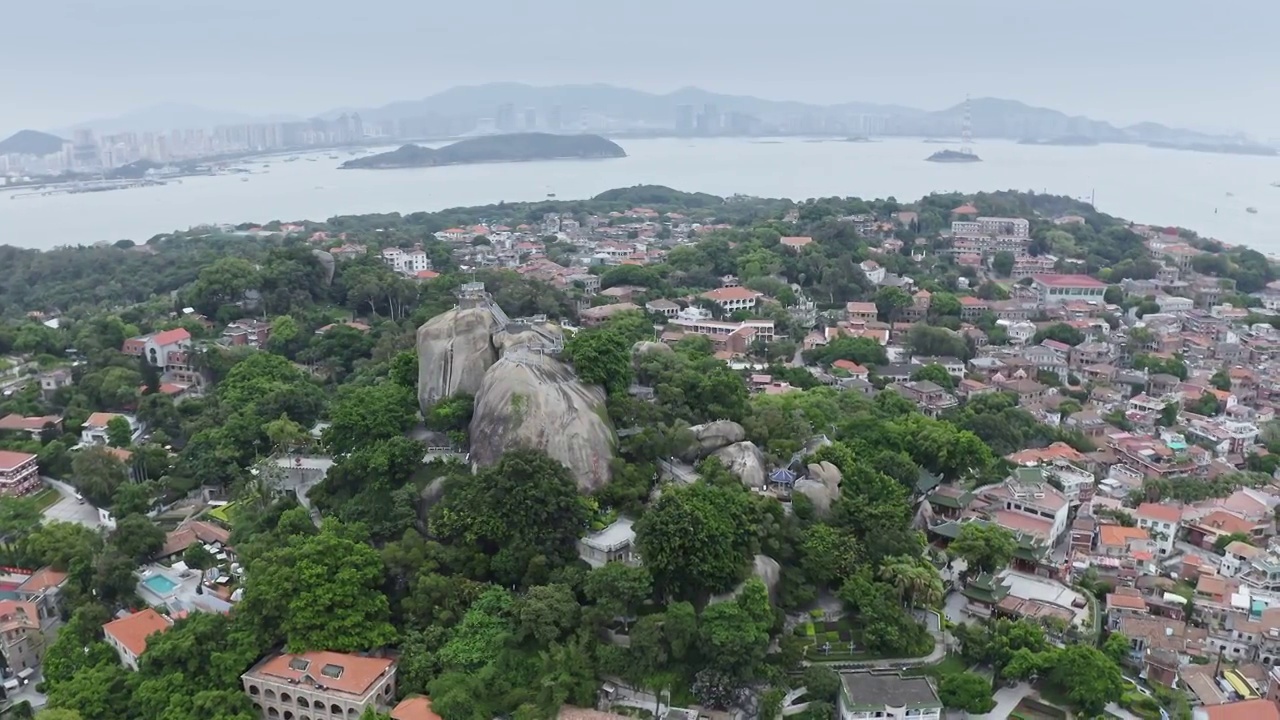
[242,651,398,718]
[122,328,192,369]
[846,301,878,323]
[701,287,763,313]
[79,412,140,447]
[832,359,869,380]
[1134,503,1182,556]
[1198,699,1280,720]
[1030,274,1107,304]
[0,414,62,440]
[0,450,40,496]
[104,608,173,670]
[392,695,443,720]
[779,236,813,251]
[952,204,979,216]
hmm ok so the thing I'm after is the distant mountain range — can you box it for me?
[0,129,66,156]
[10,83,1261,150]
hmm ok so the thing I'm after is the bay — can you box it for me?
[0,137,1277,252]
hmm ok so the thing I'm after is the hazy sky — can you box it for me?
[4,0,1277,137]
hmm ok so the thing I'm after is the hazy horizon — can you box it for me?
[6,0,1277,138]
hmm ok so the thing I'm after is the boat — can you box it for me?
[546,193,556,198]
[1247,207,1259,214]
[1226,192,1235,197]
[240,178,249,182]
[1272,182,1280,188]
[925,149,982,163]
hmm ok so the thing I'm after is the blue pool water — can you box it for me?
[143,575,178,595]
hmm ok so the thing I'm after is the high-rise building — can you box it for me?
[547,105,563,131]
[675,105,695,134]
[523,108,537,131]
[496,103,517,133]
[699,104,720,135]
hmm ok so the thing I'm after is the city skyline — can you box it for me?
[4,0,1277,138]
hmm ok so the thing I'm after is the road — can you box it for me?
[40,477,101,528]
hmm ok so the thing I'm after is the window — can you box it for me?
[320,664,344,679]
[289,658,312,672]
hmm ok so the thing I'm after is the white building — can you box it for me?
[380,247,432,275]
[700,286,763,313]
[838,671,942,720]
[577,518,639,569]
[1134,502,1182,556]
[103,609,172,671]
[859,260,886,285]
[79,412,141,448]
[242,651,397,719]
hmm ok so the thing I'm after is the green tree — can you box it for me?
[636,481,759,601]
[800,666,841,704]
[105,416,134,448]
[938,672,996,714]
[1049,644,1124,716]
[1213,532,1253,553]
[323,382,418,454]
[874,286,913,322]
[0,496,43,542]
[1102,631,1131,664]
[23,521,103,571]
[1032,323,1085,347]
[70,446,129,507]
[910,364,954,390]
[950,523,1016,575]
[239,519,397,652]
[563,328,633,394]
[183,543,215,570]
[583,563,652,628]
[429,450,590,586]
[516,583,581,646]
[1210,370,1232,391]
[110,513,166,563]
[1158,401,1180,427]
[992,251,1015,277]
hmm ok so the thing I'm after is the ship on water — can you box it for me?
[925,95,981,162]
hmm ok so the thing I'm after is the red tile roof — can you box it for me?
[253,651,394,697]
[1203,699,1280,720]
[1134,502,1182,524]
[391,696,443,720]
[84,412,123,429]
[702,287,763,302]
[150,328,191,347]
[0,414,60,432]
[18,567,68,593]
[0,450,36,472]
[103,609,172,658]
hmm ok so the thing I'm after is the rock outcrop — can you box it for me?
[417,307,500,411]
[311,249,336,285]
[683,420,746,461]
[468,351,614,492]
[710,555,783,605]
[794,461,842,517]
[632,341,672,357]
[712,441,767,488]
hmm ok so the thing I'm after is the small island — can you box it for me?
[340,133,627,169]
[925,149,982,163]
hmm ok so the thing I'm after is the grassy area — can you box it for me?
[1012,697,1068,720]
[207,502,240,524]
[30,487,61,510]
[902,653,969,679]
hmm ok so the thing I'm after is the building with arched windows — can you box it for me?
[241,651,397,720]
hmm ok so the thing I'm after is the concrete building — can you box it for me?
[242,651,397,719]
[1031,274,1108,304]
[837,670,942,720]
[1134,502,1182,556]
[122,328,192,369]
[0,450,40,496]
[700,286,763,313]
[79,412,141,447]
[103,608,173,670]
[577,518,639,569]
[0,601,47,674]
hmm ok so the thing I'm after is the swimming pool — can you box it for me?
[142,574,178,595]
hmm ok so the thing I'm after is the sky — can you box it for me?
[4,0,1277,138]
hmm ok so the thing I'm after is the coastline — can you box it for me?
[2,137,1278,253]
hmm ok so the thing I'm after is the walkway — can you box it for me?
[40,477,101,528]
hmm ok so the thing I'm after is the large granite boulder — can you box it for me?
[712,441,767,488]
[311,249,336,285]
[632,340,672,357]
[710,555,783,605]
[469,352,615,492]
[794,461,842,517]
[494,323,563,356]
[683,420,746,461]
[417,307,500,411]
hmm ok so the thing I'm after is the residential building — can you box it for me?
[580,303,641,327]
[103,608,173,670]
[1134,503,1183,556]
[577,518,639,569]
[37,369,73,399]
[15,567,68,633]
[701,287,763,313]
[391,695,443,720]
[1220,541,1265,578]
[859,260,886,284]
[887,380,958,417]
[645,299,680,318]
[1030,274,1108,304]
[846,301,878,323]
[0,414,61,440]
[837,670,942,720]
[0,451,40,496]
[80,412,141,447]
[242,651,397,719]
[159,520,234,563]
[667,307,774,353]
[779,236,813,251]
[0,600,47,673]
[222,319,273,349]
[122,328,193,369]
[981,468,1071,545]
[1194,699,1280,720]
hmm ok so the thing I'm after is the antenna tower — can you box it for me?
[961,95,974,155]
